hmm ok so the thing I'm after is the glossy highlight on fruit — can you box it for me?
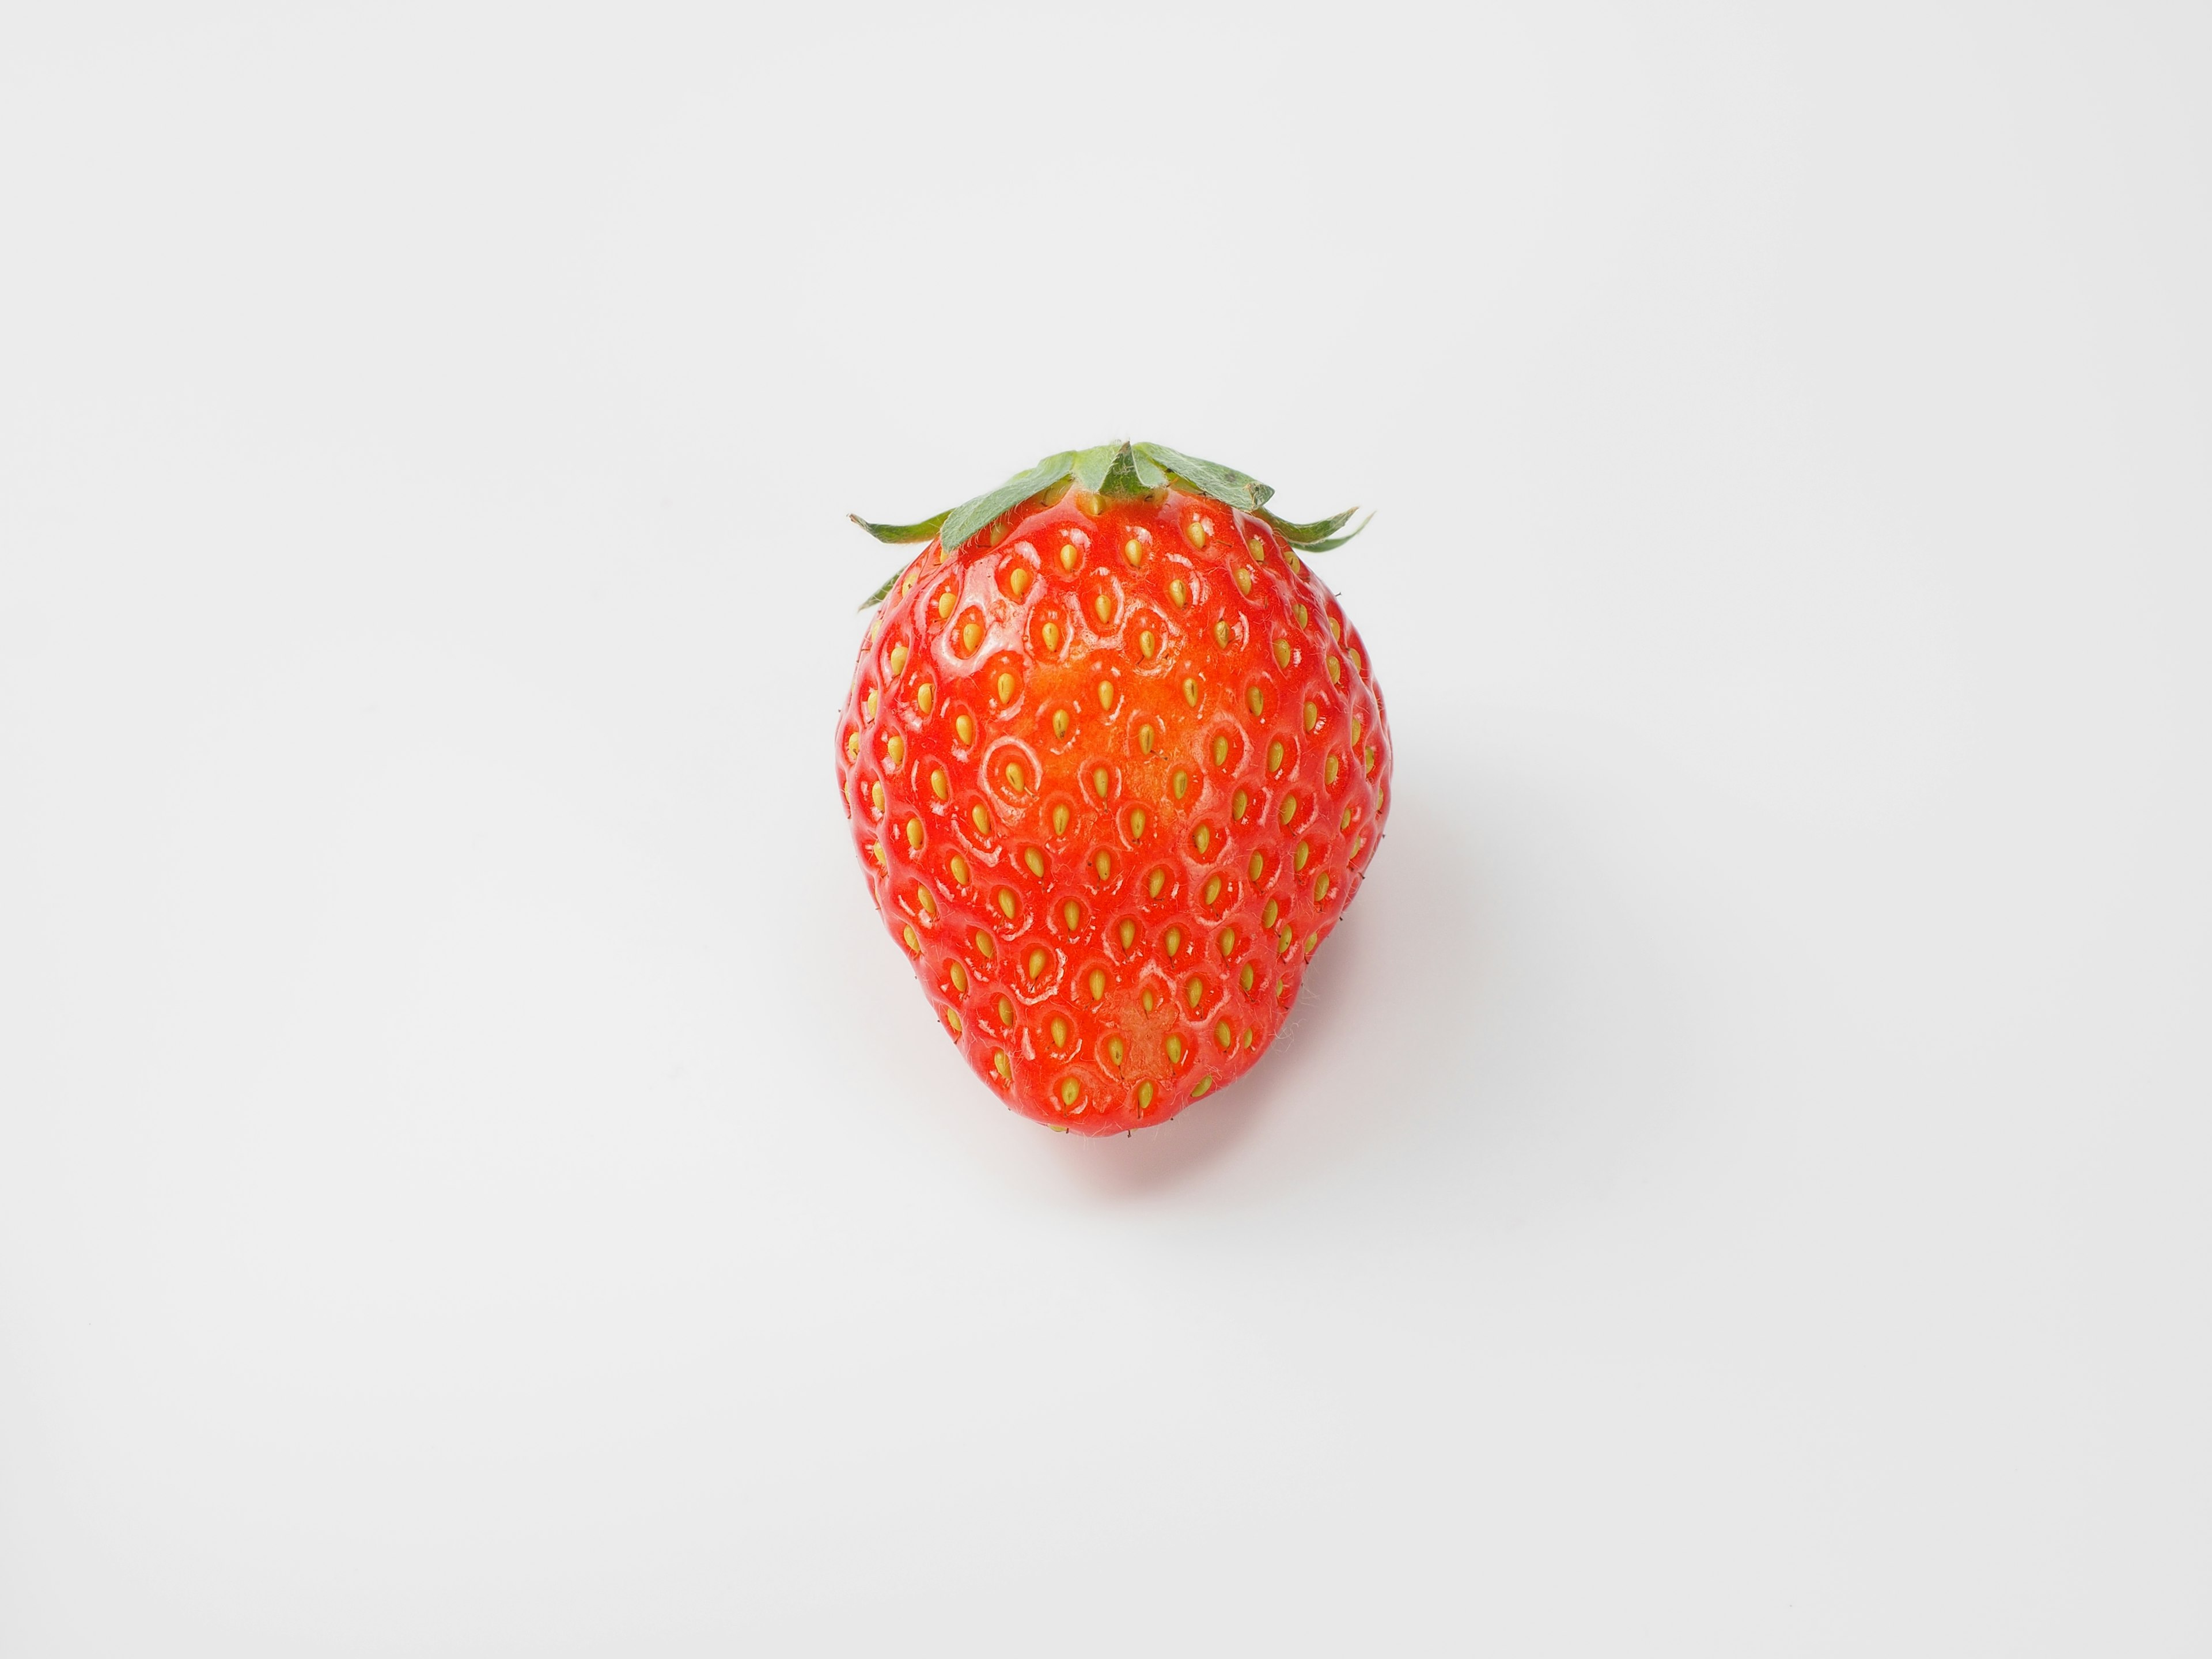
[834,443,1392,1134]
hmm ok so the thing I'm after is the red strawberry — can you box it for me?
[834,442,1391,1134]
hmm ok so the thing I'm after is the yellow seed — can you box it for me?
[1304,931,1318,955]
[1129,808,1147,838]
[1247,536,1266,560]
[1088,969,1106,999]
[1340,805,1353,830]
[1137,1081,1155,1110]
[1351,715,1363,744]
[1268,740,1285,771]
[845,732,860,762]
[1194,824,1212,855]
[1142,988,1157,1013]
[1365,744,1376,774]
[1009,566,1032,597]
[1051,1016,1069,1047]
[1350,648,1363,672]
[871,841,886,866]
[1123,537,1143,566]
[1107,1036,1124,1067]
[863,689,878,721]
[916,884,935,915]
[1059,543,1080,571]
[930,767,949,801]
[1287,551,1302,575]
[902,571,918,596]
[956,713,975,744]
[1212,735,1229,766]
[1093,592,1112,624]
[1315,872,1330,902]
[1005,760,1025,791]
[1263,899,1279,929]
[903,925,920,952]
[1247,687,1264,717]
[1043,620,1062,651]
[1024,848,1046,877]
[1139,724,1155,755]
[1149,868,1165,897]
[1052,709,1070,738]
[1234,566,1253,596]
[971,804,990,835]
[997,995,1013,1024]
[1052,804,1070,835]
[1219,928,1236,957]
[1119,920,1137,949]
[1093,767,1110,800]
[961,622,982,653]
[886,734,906,768]
[1328,614,1341,639]
[1098,680,1115,711]
[1240,964,1255,993]
[1248,852,1264,879]
[1274,639,1291,669]
[870,781,885,813]
[1186,977,1203,1009]
[1166,1035,1185,1063]
[950,961,969,992]
[1184,517,1208,548]
[1243,1027,1256,1049]
[996,888,1017,919]
[945,1007,962,1035]
[1327,657,1342,684]
[1169,577,1189,607]
[1279,793,1297,826]
[1139,630,1156,658]
[995,671,1016,704]
[949,855,970,885]
[1166,926,1183,957]
[1203,876,1221,905]
[1214,1020,1232,1050]
[1172,768,1189,799]
[994,1051,1012,1080]
[1062,900,1080,930]
[1304,700,1319,732]
[1294,840,1310,871]
[974,930,995,957]
[1214,620,1231,647]
[917,681,936,714]
[936,589,955,620]
[1077,491,1103,516]
[1293,604,1309,628]
[888,642,908,676]
[1094,850,1112,879]
[906,817,923,850]
[1027,948,1048,979]
[1326,754,1340,786]
[1232,789,1248,820]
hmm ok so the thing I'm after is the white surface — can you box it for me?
[2,5,2207,1653]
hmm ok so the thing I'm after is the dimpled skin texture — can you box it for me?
[835,486,1392,1134]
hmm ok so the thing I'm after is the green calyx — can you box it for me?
[851,441,1369,608]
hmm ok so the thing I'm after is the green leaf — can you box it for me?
[1132,443,1272,512]
[1259,504,1359,546]
[857,567,902,610]
[1296,512,1373,553]
[1128,446,1168,490]
[1070,443,1123,494]
[937,450,1079,554]
[848,510,949,544]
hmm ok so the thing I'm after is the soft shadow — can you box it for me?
[1041,782,1486,1198]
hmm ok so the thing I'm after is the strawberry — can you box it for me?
[835,442,1391,1134]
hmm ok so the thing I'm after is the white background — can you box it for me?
[2,4,2206,1653]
